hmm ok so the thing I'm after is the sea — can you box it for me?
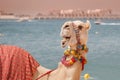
[0,19,120,80]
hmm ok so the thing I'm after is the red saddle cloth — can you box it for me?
[0,45,40,80]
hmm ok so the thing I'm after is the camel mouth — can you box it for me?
[61,36,71,48]
[61,41,68,48]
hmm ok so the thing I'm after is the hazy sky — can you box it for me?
[0,0,120,15]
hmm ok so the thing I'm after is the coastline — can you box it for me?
[1,9,120,20]
[0,15,18,20]
[0,14,120,20]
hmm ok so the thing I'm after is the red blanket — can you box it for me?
[0,45,40,80]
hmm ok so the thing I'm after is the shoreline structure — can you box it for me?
[0,9,120,20]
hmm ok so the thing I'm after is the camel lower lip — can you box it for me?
[62,45,66,48]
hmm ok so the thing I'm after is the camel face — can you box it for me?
[60,21,73,48]
[60,20,91,48]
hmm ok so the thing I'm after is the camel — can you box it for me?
[0,20,90,80]
[33,20,91,80]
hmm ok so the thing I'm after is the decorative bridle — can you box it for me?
[61,22,88,70]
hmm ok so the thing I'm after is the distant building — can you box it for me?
[47,9,114,19]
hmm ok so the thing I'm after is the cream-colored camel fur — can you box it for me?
[33,20,91,80]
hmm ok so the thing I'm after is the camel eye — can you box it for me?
[64,25,69,28]
[78,25,83,30]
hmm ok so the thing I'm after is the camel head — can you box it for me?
[60,20,91,49]
[60,20,91,69]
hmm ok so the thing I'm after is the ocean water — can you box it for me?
[0,19,120,80]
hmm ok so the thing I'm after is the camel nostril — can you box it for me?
[62,42,65,45]
[61,41,67,48]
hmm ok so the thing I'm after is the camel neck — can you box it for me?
[48,62,81,80]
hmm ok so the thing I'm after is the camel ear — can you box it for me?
[85,20,91,30]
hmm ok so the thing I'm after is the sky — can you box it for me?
[0,0,120,15]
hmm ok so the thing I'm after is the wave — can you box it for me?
[100,22,120,25]
[0,33,4,37]
[81,76,95,80]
